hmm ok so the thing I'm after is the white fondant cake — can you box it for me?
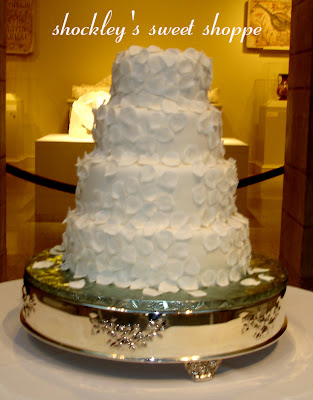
[61,45,251,296]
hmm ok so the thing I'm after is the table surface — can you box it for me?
[1,280,313,400]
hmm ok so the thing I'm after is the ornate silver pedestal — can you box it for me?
[21,250,287,382]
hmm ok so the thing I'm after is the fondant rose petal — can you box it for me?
[50,245,63,256]
[167,260,184,281]
[204,233,221,252]
[140,165,156,183]
[258,274,275,282]
[182,145,202,164]
[162,99,179,114]
[68,279,85,289]
[142,287,160,297]
[177,276,198,291]
[240,278,260,286]
[216,270,229,287]
[158,280,180,294]
[161,151,180,167]
[170,212,188,228]
[188,290,207,298]
[112,181,125,200]
[159,171,178,191]
[201,269,216,287]
[184,256,201,276]
[32,260,54,269]
[125,177,140,194]
[192,184,207,206]
[156,230,174,250]
[169,113,187,133]
[192,161,207,178]
[105,160,118,176]
[157,194,175,212]
[135,237,154,256]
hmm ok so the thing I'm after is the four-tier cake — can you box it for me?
[61,45,251,297]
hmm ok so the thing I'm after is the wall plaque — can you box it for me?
[6,0,35,55]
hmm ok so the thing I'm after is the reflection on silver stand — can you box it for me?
[21,250,287,382]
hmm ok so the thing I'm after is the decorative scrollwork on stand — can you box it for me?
[89,312,166,350]
[22,286,36,318]
[241,296,281,339]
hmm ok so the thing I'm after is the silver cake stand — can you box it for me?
[20,250,287,382]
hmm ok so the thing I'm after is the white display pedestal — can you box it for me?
[35,134,249,222]
[35,134,94,222]
[256,100,287,172]
[223,138,249,215]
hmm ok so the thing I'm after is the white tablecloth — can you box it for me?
[0,280,313,400]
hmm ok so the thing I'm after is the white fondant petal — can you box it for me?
[192,184,207,206]
[182,145,202,164]
[140,165,156,183]
[178,276,199,291]
[216,270,229,287]
[161,151,180,167]
[141,183,158,201]
[176,226,193,241]
[203,233,221,252]
[69,279,85,289]
[240,278,260,286]
[105,160,118,176]
[258,274,275,282]
[158,171,178,191]
[130,279,147,290]
[125,177,140,194]
[125,195,143,215]
[168,113,187,133]
[184,256,201,276]
[167,260,184,281]
[150,250,168,268]
[201,269,216,287]
[170,212,188,228]
[162,99,179,113]
[230,266,241,282]
[97,272,114,286]
[156,193,175,212]
[142,287,160,297]
[188,290,207,298]
[156,230,174,250]
[32,260,54,269]
[171,242,189,259]
[158,280,179,294]
[135,237,154,256]
[112,181,125,200]
[50,245,64,256]
[192,161,207,178]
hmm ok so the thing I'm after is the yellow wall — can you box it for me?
[6,0,289,165]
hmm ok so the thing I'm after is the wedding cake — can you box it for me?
[61,45,251,297]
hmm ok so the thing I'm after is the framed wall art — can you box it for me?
[246,0,291,50]
[6,0,35,55]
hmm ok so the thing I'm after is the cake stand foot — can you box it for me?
[184,359,222,382]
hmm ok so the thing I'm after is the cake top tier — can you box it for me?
[109,46,213,108]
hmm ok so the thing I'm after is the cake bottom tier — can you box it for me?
[62,209,251,296]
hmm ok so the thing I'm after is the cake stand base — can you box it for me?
[185,360,222,382]
[21,250,288,381]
